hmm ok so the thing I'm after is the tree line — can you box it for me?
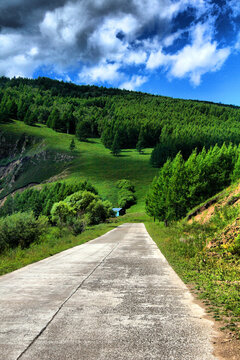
[146,143,240,225]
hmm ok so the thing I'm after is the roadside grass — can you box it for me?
[0,121,157,211]
[145,207,240,338]
[0,212,148,276]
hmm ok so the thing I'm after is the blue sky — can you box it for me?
[1,0,240,105]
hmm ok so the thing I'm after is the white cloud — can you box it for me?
[234,32,240,50]
[40,4,86,45]
[163,30,183,47]
[0,34,25,57]
[125,50,147,65]
[78,62,122,84]
[88,16,132,59]
[170,23,230,85]
[0,54,38,78]
[120,75,147,90]
[147,49,170,70]
[0,33,41,78]
[147,22,230,85]
[28,47,39,56]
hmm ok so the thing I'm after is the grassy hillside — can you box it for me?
[0,120,157,211]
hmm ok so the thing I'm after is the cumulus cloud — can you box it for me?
[120,75,148,91]
[170,23,230,85]
[147,22,230,85]
[147,49,170,70]
[0,0,237,87]
[78,62,123,84]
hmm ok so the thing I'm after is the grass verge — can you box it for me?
[145,210,240,338]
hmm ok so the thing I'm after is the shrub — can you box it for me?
[69,218,86,235]
[51,201,75,226]
[0,212,48,252]
[116,179,135,192]
[118,189,136,209]
[85,200,113,225]
[65,190,99,215]
[51,190,113,230]
[65,190,84,205]
[116,179,136,210]
[78,191,99,213]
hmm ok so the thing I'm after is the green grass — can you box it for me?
[145,212,240,338]
[0,121,157,211]
[0,212,148,276]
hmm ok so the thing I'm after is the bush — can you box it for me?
[65,190,83,205]
[51,190,113,231]
[116,179,136,210]
[85,200,113,225]
[0,212,48,252]
[116,179,135,192]
[118,189,136,209]
[70,218,86,235]
[65,190,99,215]
[51,201,75,226]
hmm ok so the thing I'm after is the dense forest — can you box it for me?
[146,143,240,224]
[1,76,240,166]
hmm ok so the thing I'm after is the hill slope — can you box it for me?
[0,120,157,211]
[1,76,240,169]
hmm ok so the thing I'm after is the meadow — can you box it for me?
[0,120,157,211]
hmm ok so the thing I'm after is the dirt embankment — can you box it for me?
[187,197,219,224]
[188,183,240,225]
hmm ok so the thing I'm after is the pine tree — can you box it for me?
[146,154,188,225]
[111,131,121,156]
[136,127,145,153]
[24,109,36,125]
[76,121,90,141]
[47,108,60,129]
[166,152,188,222]
[17,96,30,121]
[69,138,75,151]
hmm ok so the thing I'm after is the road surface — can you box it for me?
[0,223,217,360]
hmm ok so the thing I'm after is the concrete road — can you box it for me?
[0,223,217,360]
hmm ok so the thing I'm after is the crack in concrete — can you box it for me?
[16,242,120,360]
